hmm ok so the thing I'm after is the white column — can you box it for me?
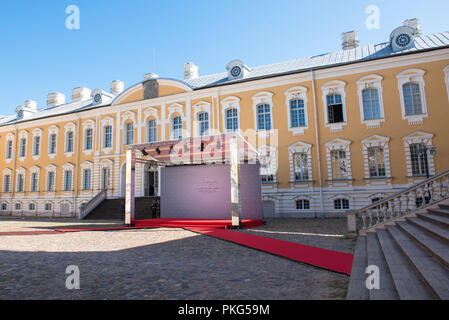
[125,149,135,225]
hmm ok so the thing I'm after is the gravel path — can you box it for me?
[0,219,352,300]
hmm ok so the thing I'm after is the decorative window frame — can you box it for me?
[252,91,274,136]
[47,125,59,159]
[324,138,353,187]
[361,135,392,185]
[168,103,185,140]
[5,133,14,164]
[13,201,23,212]
[330,194,353,211]
[356,75,385,128]
[64,122,76,158]
[402,131,435,182]
[285,86,309,135]
[15,167,26,194]
[18,130,29,162]
[193,101,212,137]
[100,159,114,190]
[80,161,94,192]
[32,128,42,160]
[101,117,114,153]
[2,168,12,193]
[62,163,75,193]
[82,120,95,155]
[0,201,8,212]
[321,80,347,132]
[26,201,38,213]
[143,107,159,143]
[396,68,428,125]
[258,145,278,184]
[221,96,241,133]
[293,195,313,211]
[45,164,57,193]
[288,141,313,189]
[444,65,449,103]
[29,165,40,193]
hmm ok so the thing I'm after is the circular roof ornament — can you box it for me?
[93,93,102,104]
[231,66,242,78]
[395,33,412,47]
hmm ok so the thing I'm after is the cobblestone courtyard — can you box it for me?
[0,218,354,300]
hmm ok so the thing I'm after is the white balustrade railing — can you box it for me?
[79,189,108,220]
[347,169,449,235]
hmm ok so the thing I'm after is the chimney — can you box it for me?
[341,31,359,50]
[143,73,159,80]
[72,87,91,102]
[110,80,124,96]
[404,18,421,36]
[24,100,37,111]
[47,93,66,107]
[184,62,199,80]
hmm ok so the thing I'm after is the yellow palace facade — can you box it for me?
[1,20,449,218]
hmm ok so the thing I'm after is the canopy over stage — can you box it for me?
[124,133,263,227]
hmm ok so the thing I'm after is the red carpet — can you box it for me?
[134,219,264,229]
[187,227,354,275]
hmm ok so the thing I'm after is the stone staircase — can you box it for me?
[347,199,449,300]
[83,197,160,221]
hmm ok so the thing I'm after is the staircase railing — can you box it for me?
[347,169,449,235]
[79,188,108,220]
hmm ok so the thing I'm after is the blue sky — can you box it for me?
[0,0,448,115]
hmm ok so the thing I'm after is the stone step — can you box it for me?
[366,233,399,300]
[438,204,449,210]
[407,217,449,245]
[387,225,449,299]
[428,208,449,218]
[376,229,433,300]
[397,221,449,270]
[346,236,369,300]
[417,212,449,229]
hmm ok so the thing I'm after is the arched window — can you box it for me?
[28,203,36,211]
[172,116,183,139]
[403,83,423,115]
[125,123,134,145]
[148,119,157,142]
[257,104,271,131]
[334,198,350,210]
[290,99,306,128]
[326,94,344,124]
[362,88,381,120]
[198,112,209,136]
[225,108,238,132]
[45,203,52,211]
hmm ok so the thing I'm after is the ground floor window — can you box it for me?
[296,199,310,210]
[334,198,350,210]
[1,203,7,211]
[28,203,36,211]
[45,203,52,211]
[15,203,22,211]
[261,175,274,183]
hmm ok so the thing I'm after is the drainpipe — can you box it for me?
[74,112,81,218]
[310,69,325,218]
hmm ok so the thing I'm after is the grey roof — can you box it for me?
[184,32,449,89]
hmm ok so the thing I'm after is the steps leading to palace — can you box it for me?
[347,201,449,300]
[83,197,160,221]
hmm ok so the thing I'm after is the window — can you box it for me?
[327,94,344,124]
[403,83,423,116]
[261,175,274,183]
[66,132,74,153]
[293,153,309,181]
[6,140,12,159]
[63,170,72,191]
[148,120,157,142]
[257,104,272,131]
[410,143,429,177]
[172,116,183,140]
[47,172,55,191]
[330,150,348,179]
[28,203,36,211]
[30,173,38,192]
[1,203,7,211]
[296,199,310,210]
[19,138,26,158]
[49,134,57,154]
[225,108,239,132]
[334,199,350,210]
[84,129,93,150]
[3,175,11,192]
[367,147,386,177]
[83,169,92,190]
[198,112,209,136]
[33,136,40,156]
[290,99,306,128]
[45,203,52,211]
[17,174,24,192]
[103,125,112,148]
[125,123,134,145]
[101,168,110,190]
[15,203,22,211]
[362,89,381,120]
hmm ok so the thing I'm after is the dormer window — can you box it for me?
[226,60,251,80]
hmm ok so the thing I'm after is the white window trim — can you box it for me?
[294,195,313,211]
[80,161,94,192]
[396,68,428,125]
[62,163,75,192]
[2,168,12,193]
[64,122,76,158]
[47,125,59,159]
[252,91,274,136]
[17,130,28,162]
[324,138,352,185]
[288,141,313,183]
[221,96,241,133]
[101,117,114,153]
[444,65,449,103]
[100,160,113,190]
[5,133,14,164]
[402,131,435,178]
[143,107,159,142]
[168,103,185,140]
[29,165,40,193]
[321,80,347,132]
[258,145,278,183]
[193,101,212,137]
[32,128,42,161]
[357,75,385,129]
[45,164,57,193]
[331,194,353,211]
[82,120,95,155]
[361,135,392,180]
[285,86,309,135]
[121,111,137,146]
[15,167,26,193]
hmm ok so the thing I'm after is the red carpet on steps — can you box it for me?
[186,227,354,275]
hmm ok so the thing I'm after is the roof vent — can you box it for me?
[184,62,199,80]
[47,92,66,107]
[16,100,37,119]
[226,60,251,80]
[341,31,359,50]
[110,80,124,96]
[143,73,159,80]
[72,87,91,102]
